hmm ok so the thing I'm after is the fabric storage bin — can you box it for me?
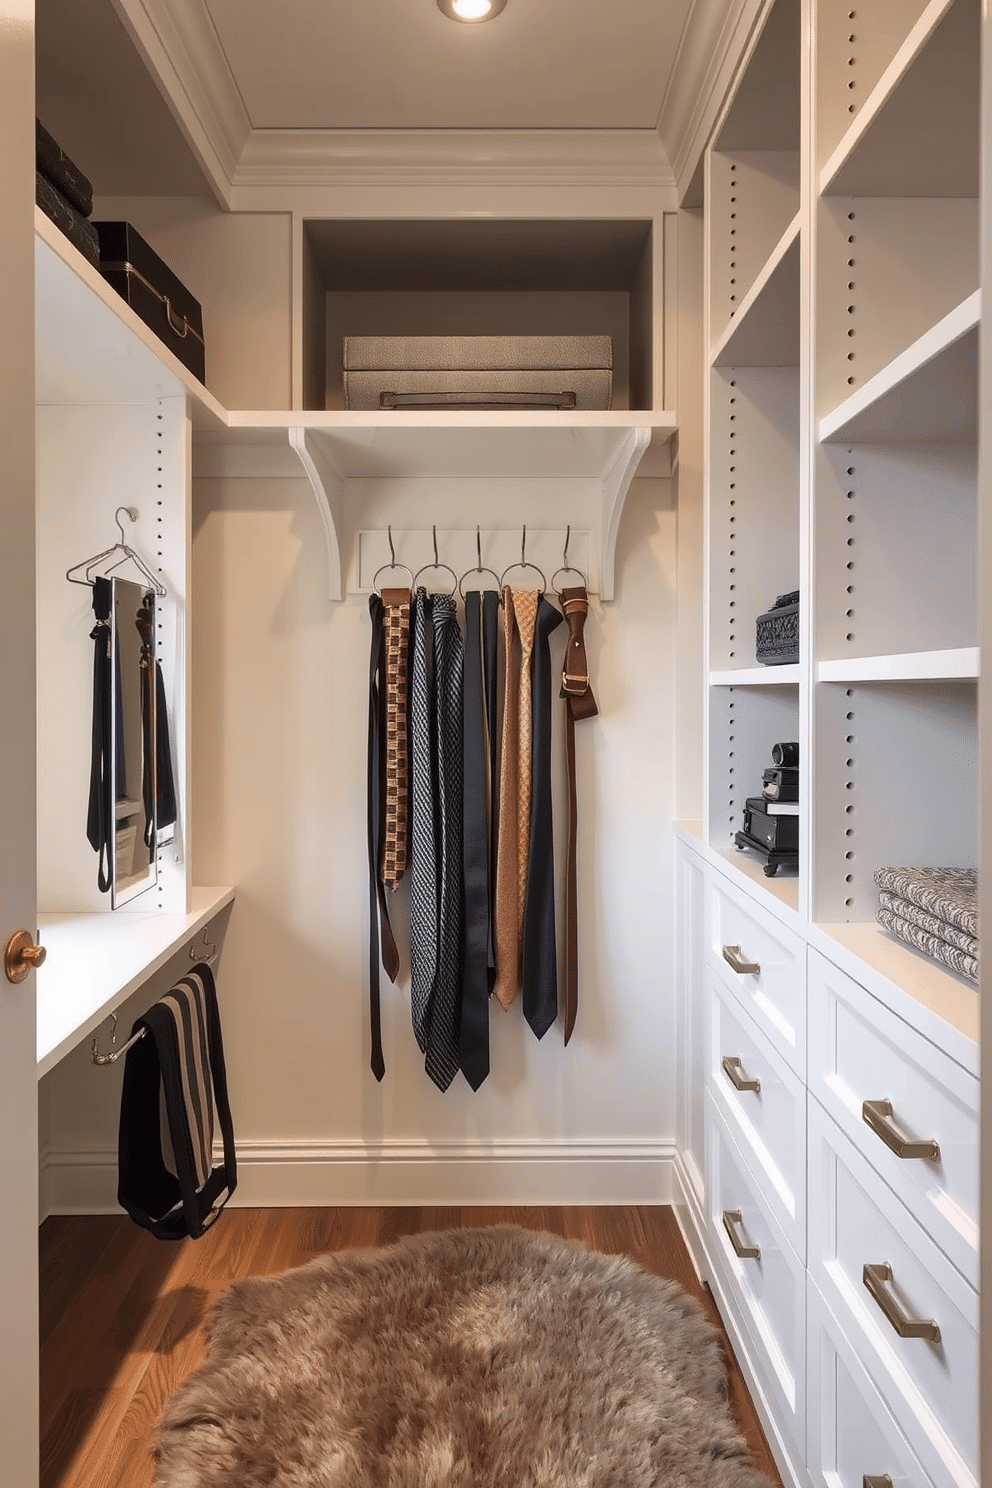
[342,334,612,410]
[93,221,206,383]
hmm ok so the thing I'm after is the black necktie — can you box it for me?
[483,589,500,988]
[522,595,564,1037]
[409,588,437,1057]
[87,577,114,894]
[460,591,496,1090]
[425,594,464,1091]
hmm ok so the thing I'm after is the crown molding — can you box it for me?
[658,0,768,204]
[111,0,252,205]
[235,128,675,191]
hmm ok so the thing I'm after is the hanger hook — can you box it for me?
[476,525,482,571]
[115,506,137,544]
[388,524,396,567]
[432,524,440,566]
[563,524,571,569]
[521,524,527,566]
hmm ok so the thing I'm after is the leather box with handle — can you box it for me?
[93,221,205,383]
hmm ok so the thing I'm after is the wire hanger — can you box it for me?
[552,525,587,593]
[499,524,546,593]
[66,506,167,597]
[412,525,458,595]
[458,526,503,600]
[371,525,414,592]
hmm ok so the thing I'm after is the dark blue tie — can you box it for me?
[522,595,564,1037]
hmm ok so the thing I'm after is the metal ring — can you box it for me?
[371,561,415,591]
[412,563,459,596]
[459,565,503,600]
[500,561,546,593]
[551,565,587,592]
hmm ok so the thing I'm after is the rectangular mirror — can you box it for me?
[111,576,158,906]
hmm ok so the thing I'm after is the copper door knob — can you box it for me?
[4,929,47,984]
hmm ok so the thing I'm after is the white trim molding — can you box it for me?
[40,1137,676,1218]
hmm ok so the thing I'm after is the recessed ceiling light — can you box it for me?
[437,0,507,22]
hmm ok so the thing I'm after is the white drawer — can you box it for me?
[808,948,978,1287]
[706,869,806,1076]
[707,1094,806,1452]
[709,972,806,1258]
[807,1283,946,1488]
[808,1102,978,1488]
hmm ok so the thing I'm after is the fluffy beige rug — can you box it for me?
[154,1225,773,1487]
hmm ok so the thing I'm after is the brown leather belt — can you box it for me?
[558,586,597,1044]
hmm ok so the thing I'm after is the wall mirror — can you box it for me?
[110,576,158,906]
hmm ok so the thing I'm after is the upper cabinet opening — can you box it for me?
[301,218,656,412]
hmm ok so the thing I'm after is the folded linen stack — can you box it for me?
[35,119,100,268]
[874,865,978,984]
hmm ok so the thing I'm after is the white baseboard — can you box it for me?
[40,1137,677,1217]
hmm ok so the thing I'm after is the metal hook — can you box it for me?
[190,929,217,963]
[476,525,483,570]
[432,525,440,566]
[459,524,502,600]
[552,521,587,594]
[388,524,396,567]
[500,523,546,593]
[115,506,138,543]
[412,526,458,596]
[371,525,414,592]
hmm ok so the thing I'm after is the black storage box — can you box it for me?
[762,765,799,802]
[756,589,799,665]
[741,797,799,853]
[93,222,205,383]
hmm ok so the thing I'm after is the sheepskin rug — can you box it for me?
[154,1225,772,1487]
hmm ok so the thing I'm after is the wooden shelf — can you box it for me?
[711,213,801,368]
[819,0,979,199]
[816,648,978,684]
[710,665,800,687]
[36,885,234,1077]
[819,292,979,445]
[34,211,226,431]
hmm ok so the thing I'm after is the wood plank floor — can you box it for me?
[40,1205,781,1487]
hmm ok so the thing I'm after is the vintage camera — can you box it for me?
[735,741,800,875]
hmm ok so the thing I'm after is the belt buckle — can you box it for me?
[561,670,589,696]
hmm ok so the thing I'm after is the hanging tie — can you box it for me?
[482,589,500,988]
[86,576,114,894]
[511,588,540,942]
[493,586,521,1008]
[408,588,438,1056]
[425,594,464,1092]
[559,586,598,1044]
[460,590,497,1089]
[522,595,564,1038]
[366,594,398,1081]
[380,587,411,890]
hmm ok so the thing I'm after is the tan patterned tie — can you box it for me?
[493,587,520,1009]
[510,587,539,939]
[380,587,411,890]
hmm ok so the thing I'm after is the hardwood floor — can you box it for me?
[40,1205,781,1486]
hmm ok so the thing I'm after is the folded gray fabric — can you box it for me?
[873,866,977,939]
[877,905,978,983]
[36,118,93,218]
[876,889,979,958]
[35,171,100,269]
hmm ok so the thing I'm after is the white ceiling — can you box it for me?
[36,0,740,202]
[200,0,694,132]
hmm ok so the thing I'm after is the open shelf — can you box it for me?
[37,885,234,1077]
[711,213,801,369]
[819,0,979,199]
[35,211,226,430]
[711,844,800,915]
[710,665,800,687]
[816,648,978,684]
[819,291,979,445]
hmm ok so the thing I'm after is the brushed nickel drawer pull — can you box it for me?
[722,1208,760,1260]
[722,1055,761,1093]
[863,1477,893,1488]
[863,1263,941,1342]
[722,943,761,975]
[862,1099,940,1162]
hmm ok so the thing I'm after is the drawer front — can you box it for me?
[707,1095,806,1450]
[706,869,806,1075]
[808,948,978,1287]
[807,1283,945,1488]
[709,973,806,1258]
[808,1102,977,1487]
